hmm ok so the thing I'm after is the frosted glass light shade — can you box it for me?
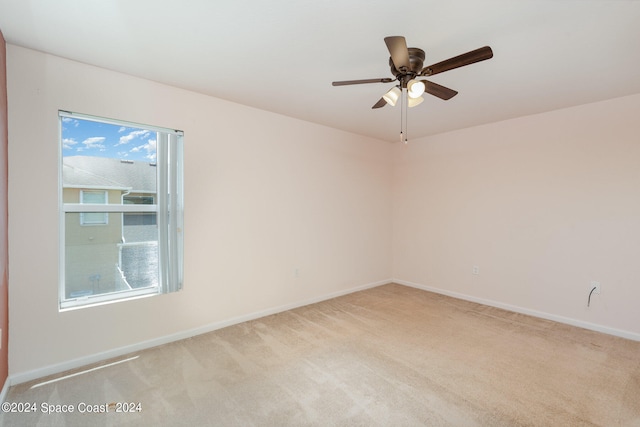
[408,95,424,108]
[382,87,401,106]
[407,80,426,98]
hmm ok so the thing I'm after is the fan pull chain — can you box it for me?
[399,87,403,142]
[401,87,408,144]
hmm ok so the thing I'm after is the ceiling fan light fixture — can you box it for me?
[382,86,401,106]
[407,80,426,98]
[408,95,424,108]
[331,36,494,143]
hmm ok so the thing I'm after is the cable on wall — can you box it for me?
[587,286,597,307]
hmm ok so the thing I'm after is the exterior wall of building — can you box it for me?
[63,188,124,297]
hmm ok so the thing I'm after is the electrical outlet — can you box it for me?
[591,281,601,294]
[472,266,480,275]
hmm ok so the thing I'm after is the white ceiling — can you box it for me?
[1,0,639,142]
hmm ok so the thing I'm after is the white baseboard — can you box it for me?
[394,278,640,342]
[0,377,9,403]
[8,278,392,386]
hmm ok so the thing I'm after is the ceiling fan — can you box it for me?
[332,36,494,110]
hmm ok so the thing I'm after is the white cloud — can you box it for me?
[118,126,127,133]
[61,117,80,128]
[117,129,150,146]
[82,136,106,149]
[131,138,157,161]
[62,138,78,150]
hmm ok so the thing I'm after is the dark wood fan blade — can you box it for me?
[372,98,387,109]
[384,36,410,72]
[423,80,458,100]
[332,78,393,86]
[420,46,493,76]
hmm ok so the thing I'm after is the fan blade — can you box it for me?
[332,78,393,86]
[372,98,387,109]
[422,80,458,100]
[421,46,493,76]
[384,36,411,72]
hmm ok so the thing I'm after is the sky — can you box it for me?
[61,116,157,162]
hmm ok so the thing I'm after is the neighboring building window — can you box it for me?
[80,190,108,225]
[123,195,157,226]
[59,111,184,310]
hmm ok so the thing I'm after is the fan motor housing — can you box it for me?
[331,37,493,107]
[389,48,425,78]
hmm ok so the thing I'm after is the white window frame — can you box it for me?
[59,111,184,310]
[80,190,108,225]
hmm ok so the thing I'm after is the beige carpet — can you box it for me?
[2,283,640,426]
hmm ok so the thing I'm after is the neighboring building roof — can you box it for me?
[63,156,157,193]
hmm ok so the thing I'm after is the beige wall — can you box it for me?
[7,45,393,379]
[393,93,640,338]
[7,42,640,382]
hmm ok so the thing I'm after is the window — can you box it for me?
[59,111,184,309]
[123,195,156,226]
[80,190,108,225]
